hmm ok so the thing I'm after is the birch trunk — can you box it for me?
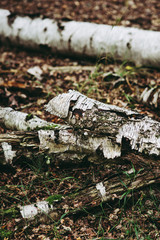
[0,106,65,131]
[0,9,160,67]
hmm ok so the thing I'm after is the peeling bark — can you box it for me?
[0,91,160,219]
[0,9,160,67]
[1,91,160,165]
[46,90,160,157]
[20,201,54,219]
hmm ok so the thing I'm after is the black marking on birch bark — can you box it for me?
[69,100,77,111]
[82,45,87,55]
[68,34,73,51]
[54,129,59,144]
[90,36,93,49]
[7,12,44,26]
[101,109,127,118]
[89,32,95,50]
[72,109,83,119]
[128,114,145,119]
[127,42,131,49]
[7,12,16,26]
[43,27,47,32]
[25,114,34,122]
[121,137,132,153]
[57,21,65,31]
[27,13,43,19]
[61,17,72,22]
[95,146,104,157]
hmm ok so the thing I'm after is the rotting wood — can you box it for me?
[1,9,160,67]
[46,90,160,157]
[1,90,160,165]
[2,165,159,221]
[0,90,160,220]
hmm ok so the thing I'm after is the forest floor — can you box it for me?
[0,0,160,239]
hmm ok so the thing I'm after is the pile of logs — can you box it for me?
[0,90,160,219]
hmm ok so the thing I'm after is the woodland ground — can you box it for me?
[0,0,160,239]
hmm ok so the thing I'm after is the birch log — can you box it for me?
[45,90,160,158]
[1,91,160,218]
[0,9,160,67]
[2,165,160,221]
[1,90,160,167]
[0,107,61,131]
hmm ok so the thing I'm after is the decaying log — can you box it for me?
[0,9,160,67]
[3,164,159,221]
[1,90,160,219]
[1,90,160,166]
[46,90,160,157]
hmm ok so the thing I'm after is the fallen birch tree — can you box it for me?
[2,164,159,221]
[0,9,160,67]
[0,90,160,220]
[1,90,160,165]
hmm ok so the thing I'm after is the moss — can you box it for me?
[36,124,59,131]
[25,113,34,121]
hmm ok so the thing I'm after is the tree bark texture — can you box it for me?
[1,90,160,165]
[1,90,160,219]
[46,90,160,158]
[0,9,160,67]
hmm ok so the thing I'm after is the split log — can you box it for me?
[0,9,160,67]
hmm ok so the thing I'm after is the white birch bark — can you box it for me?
[1,142,16,164]
[0,9,160,67]
[20,201,53,219]
[0,106,64,131]
[140,87,160,108]
[46,90,160,157]
[1,91,160,164]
